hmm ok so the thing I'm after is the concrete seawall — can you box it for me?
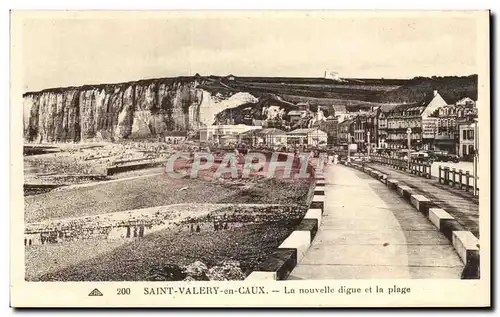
[245,162,326,280]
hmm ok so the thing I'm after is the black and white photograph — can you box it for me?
[9,10,490,307]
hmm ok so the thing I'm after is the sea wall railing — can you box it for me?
[368,154,431,179]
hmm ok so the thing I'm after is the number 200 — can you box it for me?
[117,288,131,295]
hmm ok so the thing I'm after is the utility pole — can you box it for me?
[406,128,412,170]
[473,119,478,196]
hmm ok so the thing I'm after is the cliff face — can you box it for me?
[23,77,258,143]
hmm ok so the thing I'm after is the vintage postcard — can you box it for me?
[10,10,490,307]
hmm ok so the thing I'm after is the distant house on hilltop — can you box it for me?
[325,71,340,81]
[226,74,236,81]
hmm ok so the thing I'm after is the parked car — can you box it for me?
[445,154,461,163]
[411,152,434,163]
[428,151,460,163]
[429,151,448,162]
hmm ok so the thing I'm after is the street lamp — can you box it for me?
[347,132,351,162]
[406,127,412,170]
[473,119,478,196]
[367,131,371,157]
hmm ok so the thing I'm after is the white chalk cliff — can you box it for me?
[22,77,258,142]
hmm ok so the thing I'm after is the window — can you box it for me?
[462,145,467,155]
[469,145,474,155]
[463,130,467,140]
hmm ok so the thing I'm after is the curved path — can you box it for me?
[289,164,464,279]
[366,163,479,238]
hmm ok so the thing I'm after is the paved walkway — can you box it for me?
[289,164,463,280]
[366,163,479,238]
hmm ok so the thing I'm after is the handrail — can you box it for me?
[438,165,479,196]
[368,154,431,179]
[368,154,479,197]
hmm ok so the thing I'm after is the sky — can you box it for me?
[18,11,481,92]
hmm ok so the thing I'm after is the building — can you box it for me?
[219,134,239,146]
[433,104,459,153]
[296,102,311,110]
[325,71,340,81]
[286,128,328,147]
[366,109,379,150]
[332,105,351,123]
[458,121,477,160]
[351,108,379,152]
[376,104,398,149]
[252,119,264,127]
[258,128,287,146]
[418,97,477,153]
[287,110,307,126]
[164,131,187,144]
[353,114,367,150]
[456,97,475,107]
[456,98,478,123]
[318,116,339,145]
[385,90,448,150]
[337,119,354,146]
[199,124,261,143]
[377,109,389,149]
[265,118,287,130]
[421,117,438,144]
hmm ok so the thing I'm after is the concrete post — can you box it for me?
[459,169,463,189]
[444,167,450,185]
[465,171,470,192]
[452,168,456,187]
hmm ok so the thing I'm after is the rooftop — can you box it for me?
[387,90,447,114]
[257,128,287,135]
[288,110,305,116]
[220,135,238,139]
[296,102,310,107]
[287,128,325,135]
[379,104,399,112]
[164,131,187,137]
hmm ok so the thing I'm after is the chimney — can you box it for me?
[433,90,438,97]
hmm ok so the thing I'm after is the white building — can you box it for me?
[325,71,340,81]
[458,121,478,159]
[286,128,328,147]
[332,104,353,123]
[199,124,261,143]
